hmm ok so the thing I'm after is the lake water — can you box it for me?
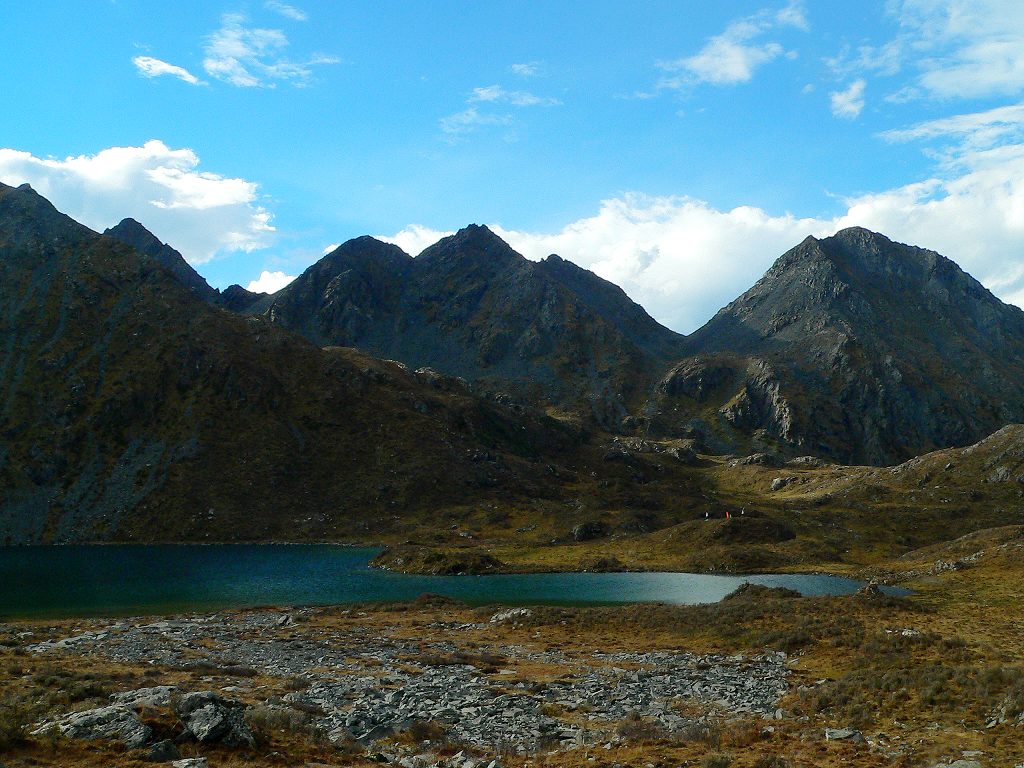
[0,545,905,619]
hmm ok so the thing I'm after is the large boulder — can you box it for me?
[110,685,177,708]
[33,704,151,748]
[175,691,255,748]
[572,521,607,542]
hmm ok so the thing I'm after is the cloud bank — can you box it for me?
[0,140,274,264]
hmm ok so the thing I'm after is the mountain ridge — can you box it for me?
[0,182,596,544]
[253,223,687,425]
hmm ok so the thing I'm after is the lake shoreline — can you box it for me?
[0,544,901,621]
[0,538,863,579]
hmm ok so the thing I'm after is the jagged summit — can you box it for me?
[252,224,684,423]
[415,224,522,272]
[658,225,1024,464]
[104,217,218,302]
[106,217,163,251]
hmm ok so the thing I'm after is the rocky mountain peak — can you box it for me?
[670,226,1024,464]
[103,217,217,302]
[320,235,412,272]
[0,181,95,252]
[416,224,522,272]
[105,218,163,252]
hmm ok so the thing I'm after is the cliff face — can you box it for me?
[650,227,1024,465]
[0,183,575,543]
[256,225,686,424]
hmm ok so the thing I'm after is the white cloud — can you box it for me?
[0,140,274,264]
[510,62,540,77]
[880,103,1024,154]
[658,4,806,88]
[830,79,866,118]
[385,198,831,333]
[660,22,784,87]
[379,224,453,257]
[384,138,1024,333]
[887,0,1024,99]
[132,56,203,85]
[264,1,308,21]
[775,1,809,31]
[322,242,341,255]
[246,270,296,293]
[203,13,337,87]
[439,107,512,136]
[469,85,560,107]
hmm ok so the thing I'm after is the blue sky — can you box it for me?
[4,1,1024,331]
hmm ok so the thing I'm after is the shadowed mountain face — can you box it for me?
[103,219,268,312]
[0,183,577,543]
[104,218,219,303]
[256,225,687,424]
[650,227,1024,465]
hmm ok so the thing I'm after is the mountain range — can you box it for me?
[5,180,1024,546]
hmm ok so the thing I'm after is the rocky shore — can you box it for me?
[18,607,788,765]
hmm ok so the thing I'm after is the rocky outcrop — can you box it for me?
[176,691,256,747]
[28,609,790,755]
[32,704,151,748]
[32,686,255,753]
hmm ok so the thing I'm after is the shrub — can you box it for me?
[406,719,448,743]
[615,712,667,744]
[702,753,733,768]
[0,696,35,751]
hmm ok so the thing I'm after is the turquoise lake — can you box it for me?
[0,545,905,618]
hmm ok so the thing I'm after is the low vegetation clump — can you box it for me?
[0,695,35,752]
[408,650,507,672]
[246,703,324,747]
[615,712,668,744]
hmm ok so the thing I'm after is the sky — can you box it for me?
[5,1,1024,332]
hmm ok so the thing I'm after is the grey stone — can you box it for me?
[111,685,177,708]
[170,759,209,768]
[175,691,222,717]
[824,727,865,743]
[572,522,606,542]
[34,704,151,748]
[179,695,255,748]
[147,739,181,762]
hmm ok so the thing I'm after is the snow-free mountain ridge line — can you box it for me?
[67,184,1024,465]
[6,180,1024,551]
